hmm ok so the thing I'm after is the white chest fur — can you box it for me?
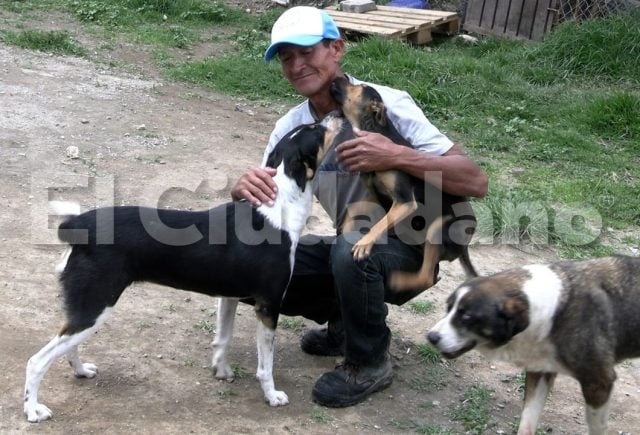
[256,163,313,271]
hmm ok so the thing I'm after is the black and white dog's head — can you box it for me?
[265,113,348,191]
[428,273,531,359]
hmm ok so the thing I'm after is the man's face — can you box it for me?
[278,39,344,98]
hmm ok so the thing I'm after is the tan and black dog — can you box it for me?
[329,77,477,293]
[428,255,640,435]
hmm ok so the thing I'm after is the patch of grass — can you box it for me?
[309,408,333,424]
[416,424,458,435]
[278,316,304,332]
[417,343,442,365]
[408,300,434,315]
[63,0,243,49]
[529,10,640,82]
[216,388,235,399]
[581,91,640,140]
[230,363,247,379]
[410,365,449,392]
[391,418,457,434]
[194,319,215,333]
[0,29,86,56]
[449,384,492,434]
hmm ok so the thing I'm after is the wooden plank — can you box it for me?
[465,0,485,27]
[325,5,460,44]
[505,0,526,37]
[518,0,535,38]
[328,10,435,29]
[376,5,457,18]
[481,0,498,30]
[493,0,511,33]
[531,0,556,40]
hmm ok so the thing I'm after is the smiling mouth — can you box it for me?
[440,341,477,359]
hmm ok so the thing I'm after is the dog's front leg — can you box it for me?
[517,371,556,435]
[352,201,417,260]
[256,320,288,406]
[212,298,238,380]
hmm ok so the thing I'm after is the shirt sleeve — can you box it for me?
[357,79,454,156]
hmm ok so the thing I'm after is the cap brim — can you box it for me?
[264,35,324,62]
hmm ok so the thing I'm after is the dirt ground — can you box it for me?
[1,10,639,435]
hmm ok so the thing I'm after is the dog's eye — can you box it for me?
[458,311,473,324]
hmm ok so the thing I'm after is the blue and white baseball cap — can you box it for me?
[264,6,341,62]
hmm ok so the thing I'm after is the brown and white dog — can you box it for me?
[427,255,640,435]
[23,115,347,422]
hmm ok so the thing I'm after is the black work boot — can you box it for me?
[300,321,344,356]
[311,353,393,407]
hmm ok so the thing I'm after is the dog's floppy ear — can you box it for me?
[369,101,387,127]
[491,293,529,345]
[286,154,309,192]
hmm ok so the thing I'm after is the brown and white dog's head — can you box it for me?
[428,272,531,359]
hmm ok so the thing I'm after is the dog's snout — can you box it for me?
[330,78,346,103]
[427,331,441,345]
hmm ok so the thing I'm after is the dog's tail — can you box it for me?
[389,216,449,291]
[49,201,81,217]
[49,201,81,275]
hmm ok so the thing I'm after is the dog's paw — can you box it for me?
[25,403,52,423]
[265,390,289,407]
[213,362,234,380]
[352,241,373,260]
[74,362,98,378]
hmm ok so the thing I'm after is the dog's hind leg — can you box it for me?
[24,308,113,422]
[516,371,556,435]
[389,241,441,291]
[389,216,447,291]
[211,297,238,380]
[66,346,98,379]
[580,367,615,435]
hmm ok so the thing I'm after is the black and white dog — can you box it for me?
[427,255,640,435]
[24,115,347,422]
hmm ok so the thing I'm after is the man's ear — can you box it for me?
[370,101,387,127]
[328,38,345,62]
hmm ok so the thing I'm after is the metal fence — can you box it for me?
[556,0,638,22]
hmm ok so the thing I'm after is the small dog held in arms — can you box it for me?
[329,76,477,294]
[23,115,346,422]
[427,255,640,435]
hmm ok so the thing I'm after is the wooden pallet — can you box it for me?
[325,5,459,44]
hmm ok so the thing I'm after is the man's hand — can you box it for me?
[230,166,278,206]
[336,128,402,172]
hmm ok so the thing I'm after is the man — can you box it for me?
[231,6,488,408]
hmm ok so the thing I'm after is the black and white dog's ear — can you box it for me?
[287,156,308,192]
